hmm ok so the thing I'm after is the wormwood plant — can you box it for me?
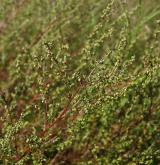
[0,0,160,164]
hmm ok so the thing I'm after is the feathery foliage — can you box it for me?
[0,0,160,164]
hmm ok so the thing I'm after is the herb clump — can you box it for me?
[0,0,160,164]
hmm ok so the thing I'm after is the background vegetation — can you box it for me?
[0,0,160,164]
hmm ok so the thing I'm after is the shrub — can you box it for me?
[0,0,160,164]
